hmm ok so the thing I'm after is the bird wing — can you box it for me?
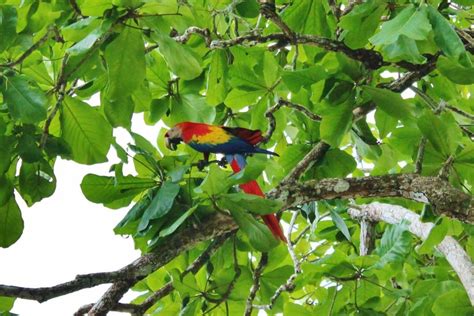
[222,127,263,146]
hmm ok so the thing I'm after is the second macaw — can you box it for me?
[165,121,287,243]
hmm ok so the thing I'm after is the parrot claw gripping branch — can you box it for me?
[165,121,287,243]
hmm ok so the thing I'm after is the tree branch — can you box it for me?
[348,202,474,304]
[244,253,268,316]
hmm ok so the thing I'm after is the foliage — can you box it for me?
[0,0,473,314]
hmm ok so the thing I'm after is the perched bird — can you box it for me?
[165,121,286,242]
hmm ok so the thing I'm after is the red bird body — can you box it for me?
[165,122,286,242]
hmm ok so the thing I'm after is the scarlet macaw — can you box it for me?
[164,121,287,242]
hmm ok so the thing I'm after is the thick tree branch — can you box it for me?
[348,202,474,304]
[270,173,473,223]
[0,272,126,303]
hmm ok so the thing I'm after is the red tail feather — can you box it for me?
[230,159,287,243]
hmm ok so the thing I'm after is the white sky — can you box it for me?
[0,114,159,315]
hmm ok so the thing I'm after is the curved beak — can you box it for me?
[164,133,180,151]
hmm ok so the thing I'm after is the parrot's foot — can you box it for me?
[196,160,208,171]
[218,157,227,167]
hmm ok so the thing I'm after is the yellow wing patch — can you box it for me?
[191,126,231,144]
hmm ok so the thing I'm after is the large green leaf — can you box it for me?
[195,164,232,196]
[282,66,328,93]
[417,218,448,255]
[104,26,145,99]
[163,94,216,126]
[0,198,23,248]
[432,289,474,315]
[219,193,283,215]
[329,209,352,242]
[219,198,279,252]
[138,181,180,231]
[417,111,458,157]
[61,96,113,164]
[18,160,56,206]
[363,86,414,120]
[81,174,155,207]
[0,175,13,206]
[370,5,431,46]
[154,33,202,80]
[2,75,47,124]
[426,6,470,66]
[374,221,412,268]
[206,50,228,106]
[437,56,474,85]
[0,136,15,174]
[281,1,332,36]
[320,100,353,147]
[157,205,198,238]
[0,5,17,51]
[339,0,386,49]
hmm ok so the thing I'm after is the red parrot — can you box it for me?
[164,121,287,242]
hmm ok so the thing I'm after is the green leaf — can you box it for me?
[0,176,13,206]
[219,193,283,215]
[315,149,357,178]
[281,66,328,93]
[432,289,474,315]
[105,26,145,99]
[0,198,23,248]
[0,136,15,174]
[220,198,279,252]
[0,296,15,312]
[163,94,216,126]
[374,221,412,268]
[18,160,56,206]
[195,164,231,196]
[61,96,113,164]
[329,209,351,242]
[417,111,456,157]
[370,5,431,46]
[363,86,414,120]
[437,56,474,85]
[320,100,353,147]
[375,109,398,139]
[206,50,228,106]
[102,95,134,129]
[158,205,198,238]
[138,181,180,231]
[417,218,448,255]
[154,34,202,80]
[79,0,113,16]
[383,35,426,64]
[114,197,151,234]
[81,174,155,207]
[0,6,17,51]
[224,88,263,110]
[339,0,386,49]
[281,1,332,36]
[426,6,470,65]
[2,75,47,124]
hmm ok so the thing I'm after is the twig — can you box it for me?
[438,155,454,180]
[262,98,321,143]
[0,29,53,68]
[414,137,427,174]
[445,104,474,121]
[280,141,331,184]
[341,0,363,17]
[41,53,70,148]
[244,253,268,316]
[68,0,84,17]
[202,238,240,306]
[287,212,301,274]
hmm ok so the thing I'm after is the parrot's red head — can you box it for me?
[164,124,184,151]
